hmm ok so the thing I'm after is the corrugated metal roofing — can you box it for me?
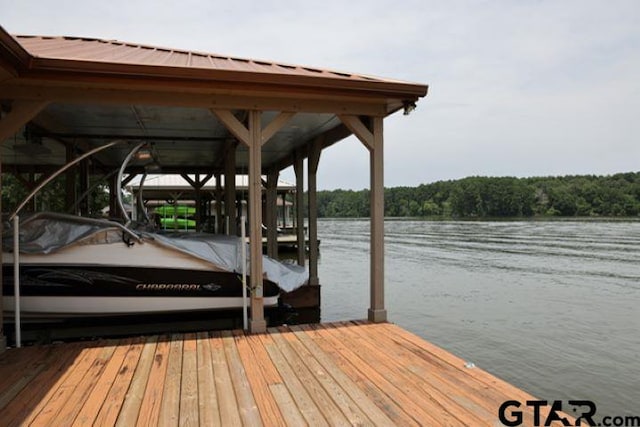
[13,34,409,85]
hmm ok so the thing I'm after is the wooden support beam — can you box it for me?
[215,173,223,234]
[266,169,279,259]
[181,173,197,189]
[0,100,49,142]
[294,151,305,267]
[0,135,3,351]
[211,110,250,146]
[121,173,138,187]
[108,173,119,219]
[368,116,386,323]
[65,145,77,214]
[338,115,374,150]
[2,84,388,116]
[224,140,237,235]
[213,109,295,148]
[199,174,213,187]
[79,159,89,216]
[247,110,266,333]
[308,138,322,286]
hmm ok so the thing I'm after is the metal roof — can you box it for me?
[15,35,390,83]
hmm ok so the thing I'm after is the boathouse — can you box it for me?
[0,25,428,342]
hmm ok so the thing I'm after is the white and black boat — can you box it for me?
[2,212,307,322]
[2,142,308,323]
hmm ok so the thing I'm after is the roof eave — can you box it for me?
[24,56,428,101]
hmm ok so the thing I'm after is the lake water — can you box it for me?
[317,218,640,418]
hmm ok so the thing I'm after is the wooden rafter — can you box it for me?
[338,115,374,150]
[181,173,213,190]
[210,110,250,146]
[212,110,296,149]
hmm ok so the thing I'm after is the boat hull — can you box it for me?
[2,264,279,320]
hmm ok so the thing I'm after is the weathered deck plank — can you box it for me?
[93,336,146,426]
[232,330,285,426]
[135,335,170,426]
[277,326,372,426]
[196,331,221,426]
[221,331,263,426]
[259,329,329,426]
[0,321,575,426]
[157,334,183,427]
[179,333,200,427]
[270,327,351,425]
[73,338,135,426]
[209,330,242,426]
[115,335,158,426]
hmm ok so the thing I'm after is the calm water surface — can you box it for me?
[317,218,640,417]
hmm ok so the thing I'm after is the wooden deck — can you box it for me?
[0,321,573,426]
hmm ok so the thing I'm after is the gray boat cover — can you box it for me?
[3,213,308,292]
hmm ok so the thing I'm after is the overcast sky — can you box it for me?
[2,1,639,190]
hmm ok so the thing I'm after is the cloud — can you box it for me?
[2,0,639,189]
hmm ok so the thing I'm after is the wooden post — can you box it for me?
[215,172,223,234]
[308,138,322,286]
[65,145,76,213]
[368,117,386,322]
[79,158,89,215]
[247,110,266,333]
[108,173,119,219]
[0,135,4,352]
[213,109,280,333]
[282,193,288,230]
[224,140,237,235]
[338,115,387,323]
[294,152,305,266]
[266,169,279,259]
[194,175,202,231]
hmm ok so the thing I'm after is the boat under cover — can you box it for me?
[2,212,308,320]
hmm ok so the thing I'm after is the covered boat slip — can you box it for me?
[1,212,308,322]
[0,321,575,426]
[0,24,427,339]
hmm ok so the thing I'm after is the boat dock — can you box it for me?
[0,321,573,426]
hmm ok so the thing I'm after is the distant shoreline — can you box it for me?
[313,172,640,219]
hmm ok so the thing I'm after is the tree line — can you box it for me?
[315,172,640,218]
[3,171,639,219]
[1,173,110,217]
